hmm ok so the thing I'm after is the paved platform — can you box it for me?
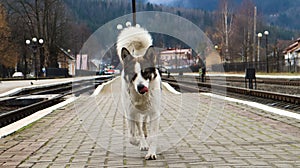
[1,78,300,167]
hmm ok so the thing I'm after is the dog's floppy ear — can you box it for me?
[121,47,134,63]
[144,46,156,65]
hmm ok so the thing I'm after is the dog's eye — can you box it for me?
[141,68,154,80]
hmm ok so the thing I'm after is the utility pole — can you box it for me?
[132,0,136,26]
[253,6,257,67]
[264,31,269,73]
[224,1,229,62]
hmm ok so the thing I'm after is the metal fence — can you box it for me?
[211,59,299,73]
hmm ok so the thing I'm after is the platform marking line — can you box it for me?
[201,93,300,120]
[162,82,181,94]
[91,77,119,96]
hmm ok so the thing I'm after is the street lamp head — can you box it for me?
[125,21,131,27]
[264,30,269,36]
[258,32,262,38]
[32,37,37,43]
[117,24,123,30]
[38,38,44,44]
[25,39,31,45]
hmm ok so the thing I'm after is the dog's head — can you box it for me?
[121,46,157,95]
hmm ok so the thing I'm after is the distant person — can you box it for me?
[199,67,206,82]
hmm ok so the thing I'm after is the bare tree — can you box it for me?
[215,0,234,62]
[3,0,71,70]
[0,3,18,77]
[231,0,255,62]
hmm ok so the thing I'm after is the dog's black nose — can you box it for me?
[137,84,148,94]
[137,84,144,91]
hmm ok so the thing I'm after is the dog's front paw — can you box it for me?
[140,143,149,151]
[140,139,149,151]
[140,145,149,151]
[145,153,157,160]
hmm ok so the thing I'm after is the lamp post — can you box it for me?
[264,30,269,73]
[257,32,262,70]
[214,45,218,50]
[25,37,44,80]
[215,44,224,63]
[214,45,219,60]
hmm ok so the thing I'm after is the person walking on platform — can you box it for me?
[199,67,206,82]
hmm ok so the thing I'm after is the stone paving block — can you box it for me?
[190,164,217,168]
[167,163,187,167]
[18,162,35,168]
[68,163,88,168]
[273,163,294,168]
[2,161,20,167]
[30,162,51,168]
[246,159,270,166]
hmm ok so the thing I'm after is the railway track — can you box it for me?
[0,76,113,127]
[162,76,300,113]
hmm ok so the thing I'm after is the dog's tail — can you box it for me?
[117,26,152,62]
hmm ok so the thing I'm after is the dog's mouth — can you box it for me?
[137,84,148,94]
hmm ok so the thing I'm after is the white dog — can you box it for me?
[117,26,161,160]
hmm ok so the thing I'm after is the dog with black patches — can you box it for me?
[117,26,161,160]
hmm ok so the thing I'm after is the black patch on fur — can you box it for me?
[140,46,157,81]
[131,73,137,82]
[141,67,157,81]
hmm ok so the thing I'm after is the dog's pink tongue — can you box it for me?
[140,86,148,93]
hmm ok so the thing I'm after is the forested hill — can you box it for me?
[63,0,132,31]
[143,0,298,13]
[63,0,300,38]
[143,0,300,30]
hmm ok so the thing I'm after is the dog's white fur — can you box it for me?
[117,26,161,160]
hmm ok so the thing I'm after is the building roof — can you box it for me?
[283,38,300,54]
[57,46,75,60]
